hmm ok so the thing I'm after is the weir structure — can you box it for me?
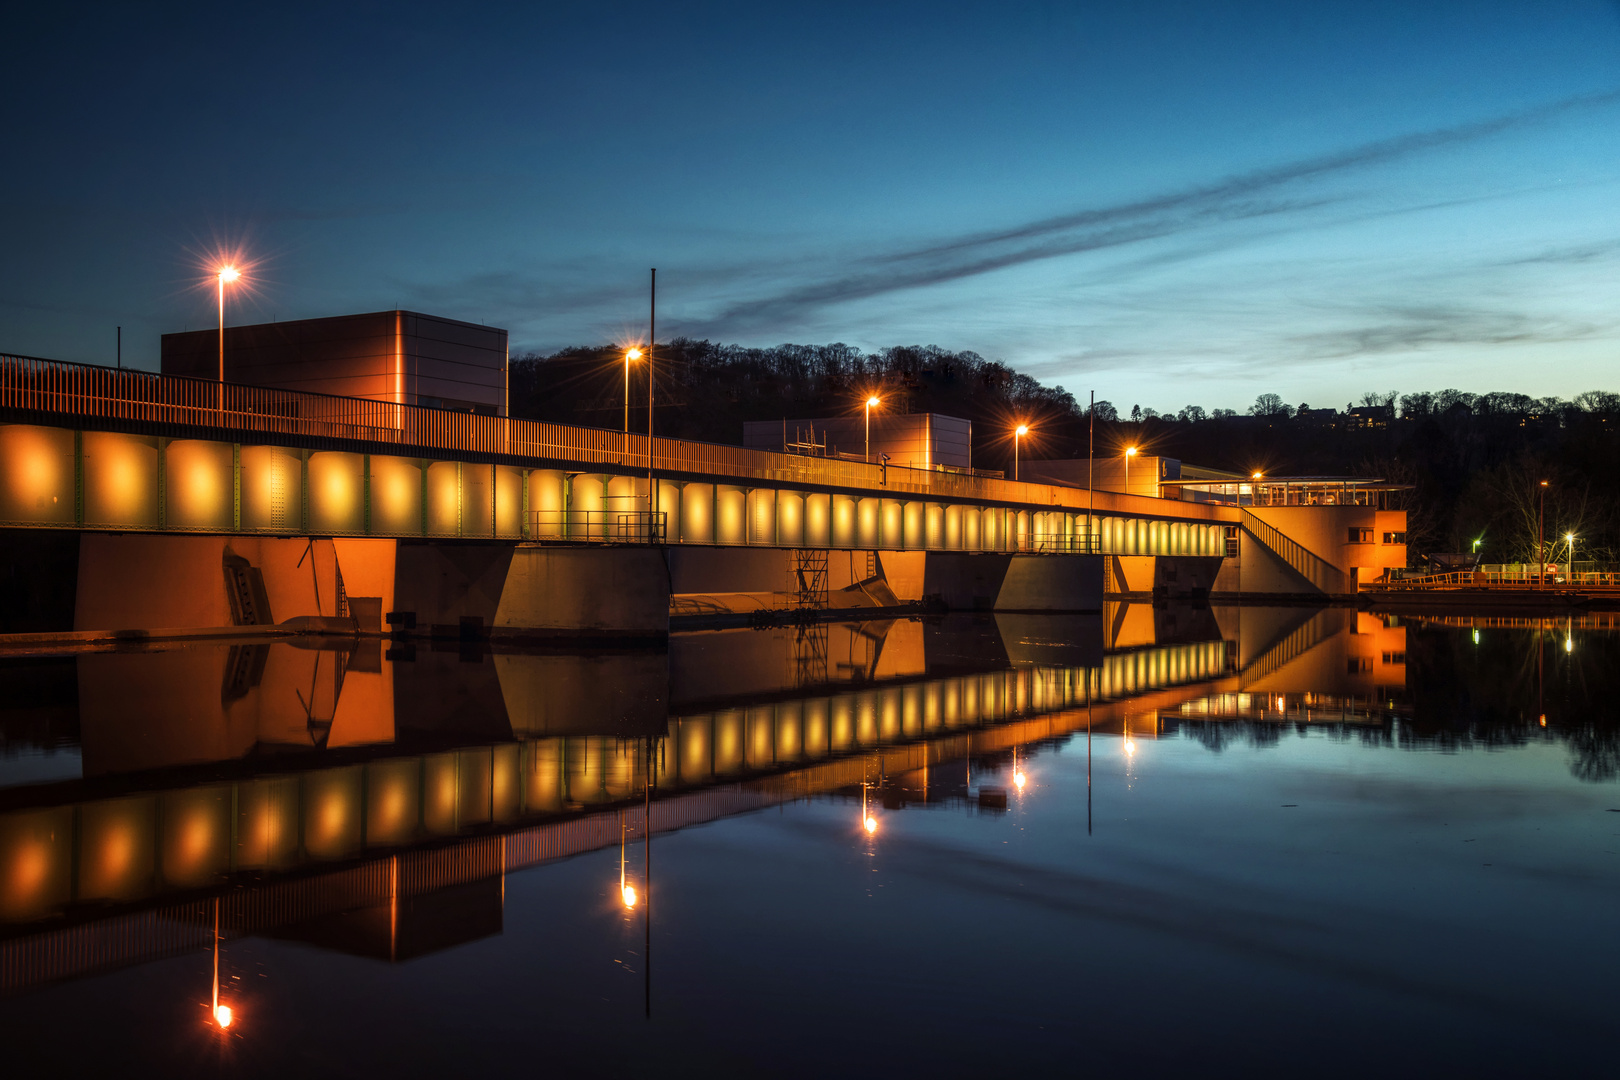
[0,353,1409,638]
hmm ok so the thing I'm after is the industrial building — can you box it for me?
[743,412,974,470]
[161,310,508,415]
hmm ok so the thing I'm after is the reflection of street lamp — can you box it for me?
[1124,445,1137,493]
[210,897,233,1031]
[1014,424,1029,481]
[861,779,877,834]
[865,396,881,463]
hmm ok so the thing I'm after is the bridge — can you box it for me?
[0,353,1408,637]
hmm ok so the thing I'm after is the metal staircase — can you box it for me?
[1241,510,1349,595]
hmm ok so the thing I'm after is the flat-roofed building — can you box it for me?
[743,413,973,470]
[161,310,508,415]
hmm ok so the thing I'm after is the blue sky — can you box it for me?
[3,1,1618,413]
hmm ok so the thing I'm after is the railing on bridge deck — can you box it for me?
[526,510,667,543]
[0,351,1166,515]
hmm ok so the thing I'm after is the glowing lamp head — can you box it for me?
[1125,446,1137,457]
[863,815,877,834]
[214,1004,233,1029]
[866,396,880,409]
[1566,533,1575,542]
[217,266,240,284]
[1253,471,1263,480]
[622,884,638,908]
[1015,425,1029,436]
[625,348,642,362]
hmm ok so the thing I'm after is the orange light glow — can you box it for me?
[214,1004,233,1029]
[1013,770,1027,790]
[217,266,240,284]
[1015,425,1029,436]
[622,884,638,908]
[863,815,877,834]
[625,348,642,361]
[1253,471,1263,479]
[866,396,880,408]
[1125,446,1137,457]
[1123,738,1136,757]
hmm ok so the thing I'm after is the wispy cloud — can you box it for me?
[678,90,1620,338]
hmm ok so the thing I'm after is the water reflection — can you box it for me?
[0,603,1616,1008]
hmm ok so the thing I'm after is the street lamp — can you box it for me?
[623,348,642,434]
[1566,532,1577,581]
[1124,445,1137,494]
[1014,424,1029,481]
[216,265,240,409]
[865,396,880,463]
[1538,480,1548,588]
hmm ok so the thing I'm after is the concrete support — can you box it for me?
[922,552,1102,612]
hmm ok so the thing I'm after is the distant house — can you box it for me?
[1346,403,1395,429]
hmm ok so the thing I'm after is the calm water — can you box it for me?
[0,607,1616,1077]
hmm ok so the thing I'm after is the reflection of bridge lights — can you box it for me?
[1123,739,1136,757]
[622,884,638,909]
[214,1004,233,1029]
[1565,636,1573,653]
[863,815,877,834]
[1013,770,1026,790]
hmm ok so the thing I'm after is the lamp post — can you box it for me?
[1124,445,1137,494]
[216,265,239,411]
[865,396,880,463]
[1538,480,1548,588]
[1014,424,1028,481]
[1566,532,1577,582]
[623,348,642,434]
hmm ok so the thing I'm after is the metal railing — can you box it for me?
[1241,510,1349,594]
[0,352,1202,518]
[1373,569,1620,592]
[527,510,667,543]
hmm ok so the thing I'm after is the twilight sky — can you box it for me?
[4,1,1618,413]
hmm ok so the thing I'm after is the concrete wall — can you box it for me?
[922,553,1102,612]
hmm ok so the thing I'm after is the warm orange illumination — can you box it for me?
[866,396,880,408]
[1015,425,1029,436]
[622,884,638,908]
[1013,770,1027,790]
[863,815,877,834]
[625,348,642,361]
[214,1004,233,1029]
[1253,471,1263,479]
[217,266,240,284]
[1125,446,1137,457]
[1123,738,1136,757]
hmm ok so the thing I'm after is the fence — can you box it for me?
[527,510,667,543]
[0,352,1093,510]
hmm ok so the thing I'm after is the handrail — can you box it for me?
[1240,510,1348,594]
[0,351,1208,522]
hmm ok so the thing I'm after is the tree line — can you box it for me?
[510,340,1620,565]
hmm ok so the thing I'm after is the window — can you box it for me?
[1347,657,1372,674]
[1382,531,1407,544]
[1382,651,1406,664]
[1348,528,1373,543]
[1224,525,1239,557]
